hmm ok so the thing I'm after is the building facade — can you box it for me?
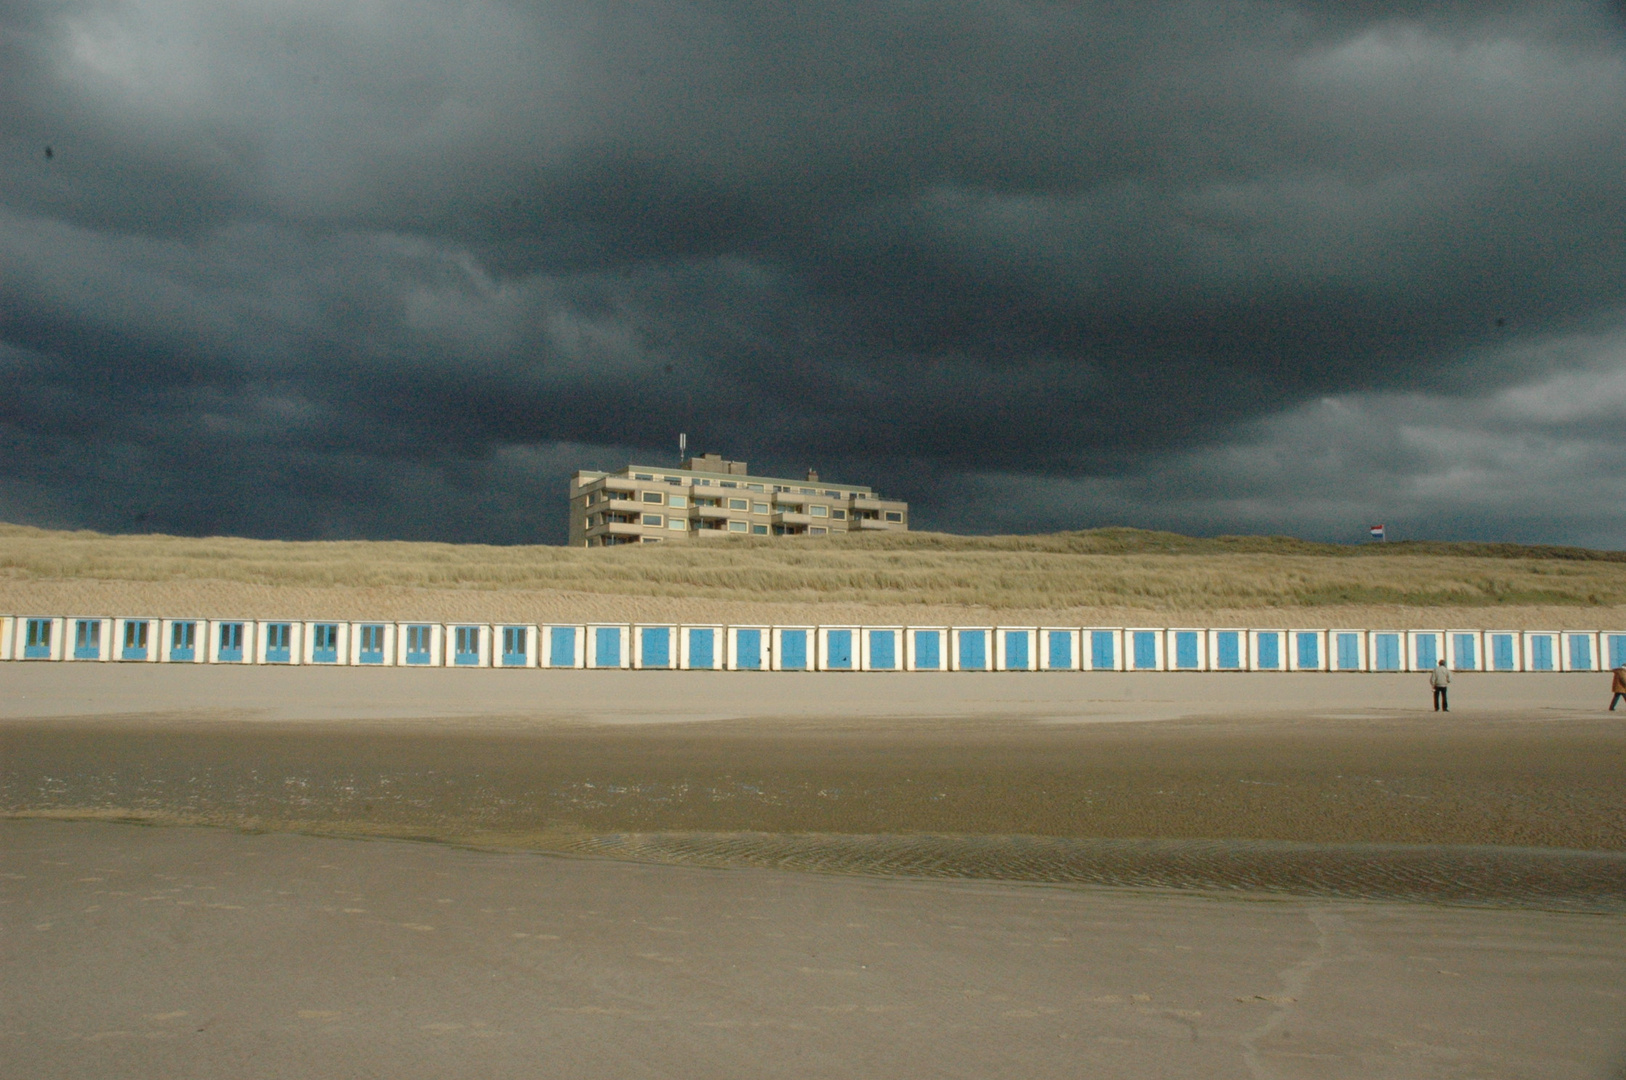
[570,454,910,546]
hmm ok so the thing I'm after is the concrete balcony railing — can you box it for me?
[773,511,811,525]
[589,520,645,537]
[853,517,896,531]
[692,505,731,519]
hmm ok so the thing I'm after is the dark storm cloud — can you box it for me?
[2,0,1626,543]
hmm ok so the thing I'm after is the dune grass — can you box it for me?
[2,523,1624,612]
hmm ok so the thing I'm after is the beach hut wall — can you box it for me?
[771,627,814,671]
[396,623,443,667]
[860,627,904,671]
[680,625,723,670]
[1367,631,1405,672]
[1125,628,1165,671]
[1083,628,1124,671]
[1040,628,1081,671]
[1248,630,1286,671]
[1287,630,1327,672]
[1605,633,1626,670]
[0,616,12,661]
[112,617,160,663]
[350,622,395,666]
[950,627,994,671]
[1521,632,1560,673]
[1562,632,1599,672]
[632,625,678,670]
[818,626,860,671]
[1447,630,1484,672]
[1166,629,1207,672]
[64,617,112,662]
[537,625,586,669]
[256,620,301,665]
[904,627,948,671]
[492,624,536,668]
[993,628,1038,671]
[208,620,254,664]
[1329,630,1367,672]
[303,622,348,665]
[1205,629,1245,671]
[727,626,769,671]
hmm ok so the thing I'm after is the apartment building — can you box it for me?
[570,454,910,546]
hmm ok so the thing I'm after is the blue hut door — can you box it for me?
[958,630,987,671]
[405,626,432,664]
[641,627,670,667]
[1529,635,1553,672]
[1215,631,1241,670]
[1132,631,1157,670]
[736,628,762,670]
[311,624,339,663]
[914,631,940,671]
[1296,633,1319,670]
[1091,631,1116,670]
[594,627,621,667]
[218,623,244,663]
[501,627,527,666]
[1003,631,1029,670]
[549,627,577,667]
[1568,634,1592,671]
[122,620,149,661]
[780,630,808,670]
[869,630,896,670]
[265,624,292,663]
[1336,633,1360,671]
[358,625,386,664]
[24,618,53,659]
[170,621,196,662]
[1491,634,1515,671]
[1047,631,1072,670]
[688,628,714,669]
[1374,634,1401,671]
[1453,634,1476,670]
[454,627,481,665]
[74,619,101,660]
[1415,635,1437,670]
[826,630,853,670]
[1256,632,1280,670]
[1174,631,1199,670]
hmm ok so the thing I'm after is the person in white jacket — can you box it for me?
[1430,660,1450,712]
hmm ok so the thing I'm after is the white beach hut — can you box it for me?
[396,623,443,667]
[817,626,860,672]
[256,620,302,665]
[350,622,395,666]
[771,627,815,671]
[1329,630,1367,672]
[1408,631,1446,672]
[303,622,348,665]
[444,624,492,668]
[905,627,948,671]
[1563,632,1599,672]
[113,617,160,662]
[680,625,723,670]
[1483,631,1520,672]
[1602,633,1626,670]
[1083,628,1124,671]
[586,625,630,669]
[65,617,112,662]
[1166,629,1207,672]
[209,620,255,664]
[861,627,904,672]
[537,625,585,669]
[1447,630,1483,672]
[632,625,678,670]
[16,616,64,660]
[493,624,537,668]
[1125,628,1164,672]
[995,628,1039,672]
[951,627,994,672]
[1522,632,1560,673]
[1287,630,1327,672]
[159,619,205,663]
[1248,630,1286,672]
[1367,631,1405,672]
[727,626,770,671]
[1206,629,1247,672]
[1039,628,1081,672]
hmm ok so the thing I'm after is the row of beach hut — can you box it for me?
[1,617,1620,673]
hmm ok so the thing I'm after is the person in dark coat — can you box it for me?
[1610,664,1626,711]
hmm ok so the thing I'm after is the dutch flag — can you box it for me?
[1369,524,1386,541]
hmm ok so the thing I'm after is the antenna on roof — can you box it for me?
[678,432,686,465]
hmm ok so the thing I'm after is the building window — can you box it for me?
[634,473,654,480]
[728,498,748,510]
[752,502,769,514]
[832,509,846,520]
[641,537,661,543]
[809,526,827,535]
[643,513,663,526]
[729,520,748,532]
[747,483,764,491]
[824,490,841,497]
[721,481,737,488]
[668,518,686,530]
[642,491,664,503]
[810,504,828,517]
[885,511,903,522]
[669,495,688,508]
[752,524,768,535]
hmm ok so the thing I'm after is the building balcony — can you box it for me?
[773,511,811,525]
[853,517,898,531]
[693,504,731,519]
[588,520,645,538]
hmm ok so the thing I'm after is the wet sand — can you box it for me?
[5,819,1624,1079]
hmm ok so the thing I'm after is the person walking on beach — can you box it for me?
[1610,663,1626,711]
[1431,660,1450,712]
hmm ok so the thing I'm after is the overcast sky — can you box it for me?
[4,0,1625,546]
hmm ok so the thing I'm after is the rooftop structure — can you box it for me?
[569,454,910,546]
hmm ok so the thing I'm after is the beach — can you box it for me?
[4,662,1624,1077]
